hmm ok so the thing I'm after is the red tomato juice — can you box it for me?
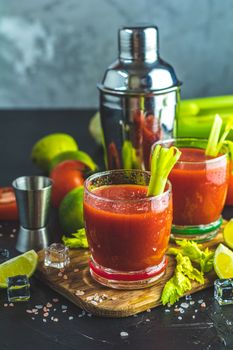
[84,184,172,272]
[169,147,228,226]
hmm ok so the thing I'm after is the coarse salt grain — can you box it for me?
[165,309,170,313]
[201,302,206,308]
[147,309,151,313]
[90,300,98,306]
[192,315,195,319]
[43,319,47,323]
[43,313,49,317]
[120,331,129,338]
[178,316,182,320]
[146,319,150,322]
[46,303,52,308]
[52,298,59,303]
[26,310,33,313]
[61,305,67,310]
[75,290,85,296]
[53,318,59,322]
[69,316,74,320]
[62,310,67,313]
[198,299,204,304]
[190,301,195,305]
[9,303,14,307]
[10,234,14,238]
[35,305,43,309]
[0,233,3,237]
[180,303,189,309]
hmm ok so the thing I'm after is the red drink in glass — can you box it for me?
[84,170,172,289]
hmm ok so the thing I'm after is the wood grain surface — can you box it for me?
[36,225,225,318]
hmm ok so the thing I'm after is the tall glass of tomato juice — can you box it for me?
[153,138,229,242]
[84,170,172,289]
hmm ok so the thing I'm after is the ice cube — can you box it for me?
[0,249,9,263]
[7,275,30,302]
[214,279,233,305]
[44,243,70,269]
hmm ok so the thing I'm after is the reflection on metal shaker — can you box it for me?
[98,25,181,170]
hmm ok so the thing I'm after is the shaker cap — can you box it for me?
[119,25,158,62]
[98,25,181,95]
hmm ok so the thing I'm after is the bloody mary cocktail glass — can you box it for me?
[153,138,229,242]
[84,169,172,289]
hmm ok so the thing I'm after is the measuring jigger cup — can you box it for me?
[12,176,53,252]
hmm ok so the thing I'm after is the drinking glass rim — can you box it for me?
[154,138,228,165]
[84,169,171,203]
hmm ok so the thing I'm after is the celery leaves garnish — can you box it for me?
[147,145,181,196]
[62,228,88,248]
[162,242,214,305]
[206,114,233,156]
[167,240,214,273]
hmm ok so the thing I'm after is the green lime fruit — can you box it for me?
[31,133,78,172]
[214,243,233,279]
[59,186,84,234]
[49,150,97,172]
[89,112,102,145]
[0,250,38,288]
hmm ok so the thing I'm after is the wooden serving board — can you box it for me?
[36,225,225,318]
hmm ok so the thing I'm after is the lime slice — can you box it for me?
[0,250,38,288]
[31,133,78,172]
[59,186,84,234]
[223,219,233,249]
[214,243,233,279]
[49,150,97,172]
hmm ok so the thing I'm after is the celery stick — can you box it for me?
[205,114,222,156]
[147,145,181,197]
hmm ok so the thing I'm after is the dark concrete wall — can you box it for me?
[1,0,233,107]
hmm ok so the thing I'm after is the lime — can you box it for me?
[214,243,233,279]
[89,112,102,145]
[59,186,84,234]
[223,219,233,249]
[49,150,97,172]
[0,250,38,288]
[31,133,78,172]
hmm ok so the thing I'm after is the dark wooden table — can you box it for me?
[0,110,233,350]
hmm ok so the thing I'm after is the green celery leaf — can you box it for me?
[62,228,88,248]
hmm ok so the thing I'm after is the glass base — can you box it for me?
[89,256,168,290]
[171,217,222,242]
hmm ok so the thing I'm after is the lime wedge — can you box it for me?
[223,219,233,249]
[0,250,38,288]
[214,243,233,279]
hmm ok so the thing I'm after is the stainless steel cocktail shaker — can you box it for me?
[98,25,181,170]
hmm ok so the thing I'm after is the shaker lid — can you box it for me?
[98,25,181,95]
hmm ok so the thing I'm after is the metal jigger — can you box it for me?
[12,176,53,253]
